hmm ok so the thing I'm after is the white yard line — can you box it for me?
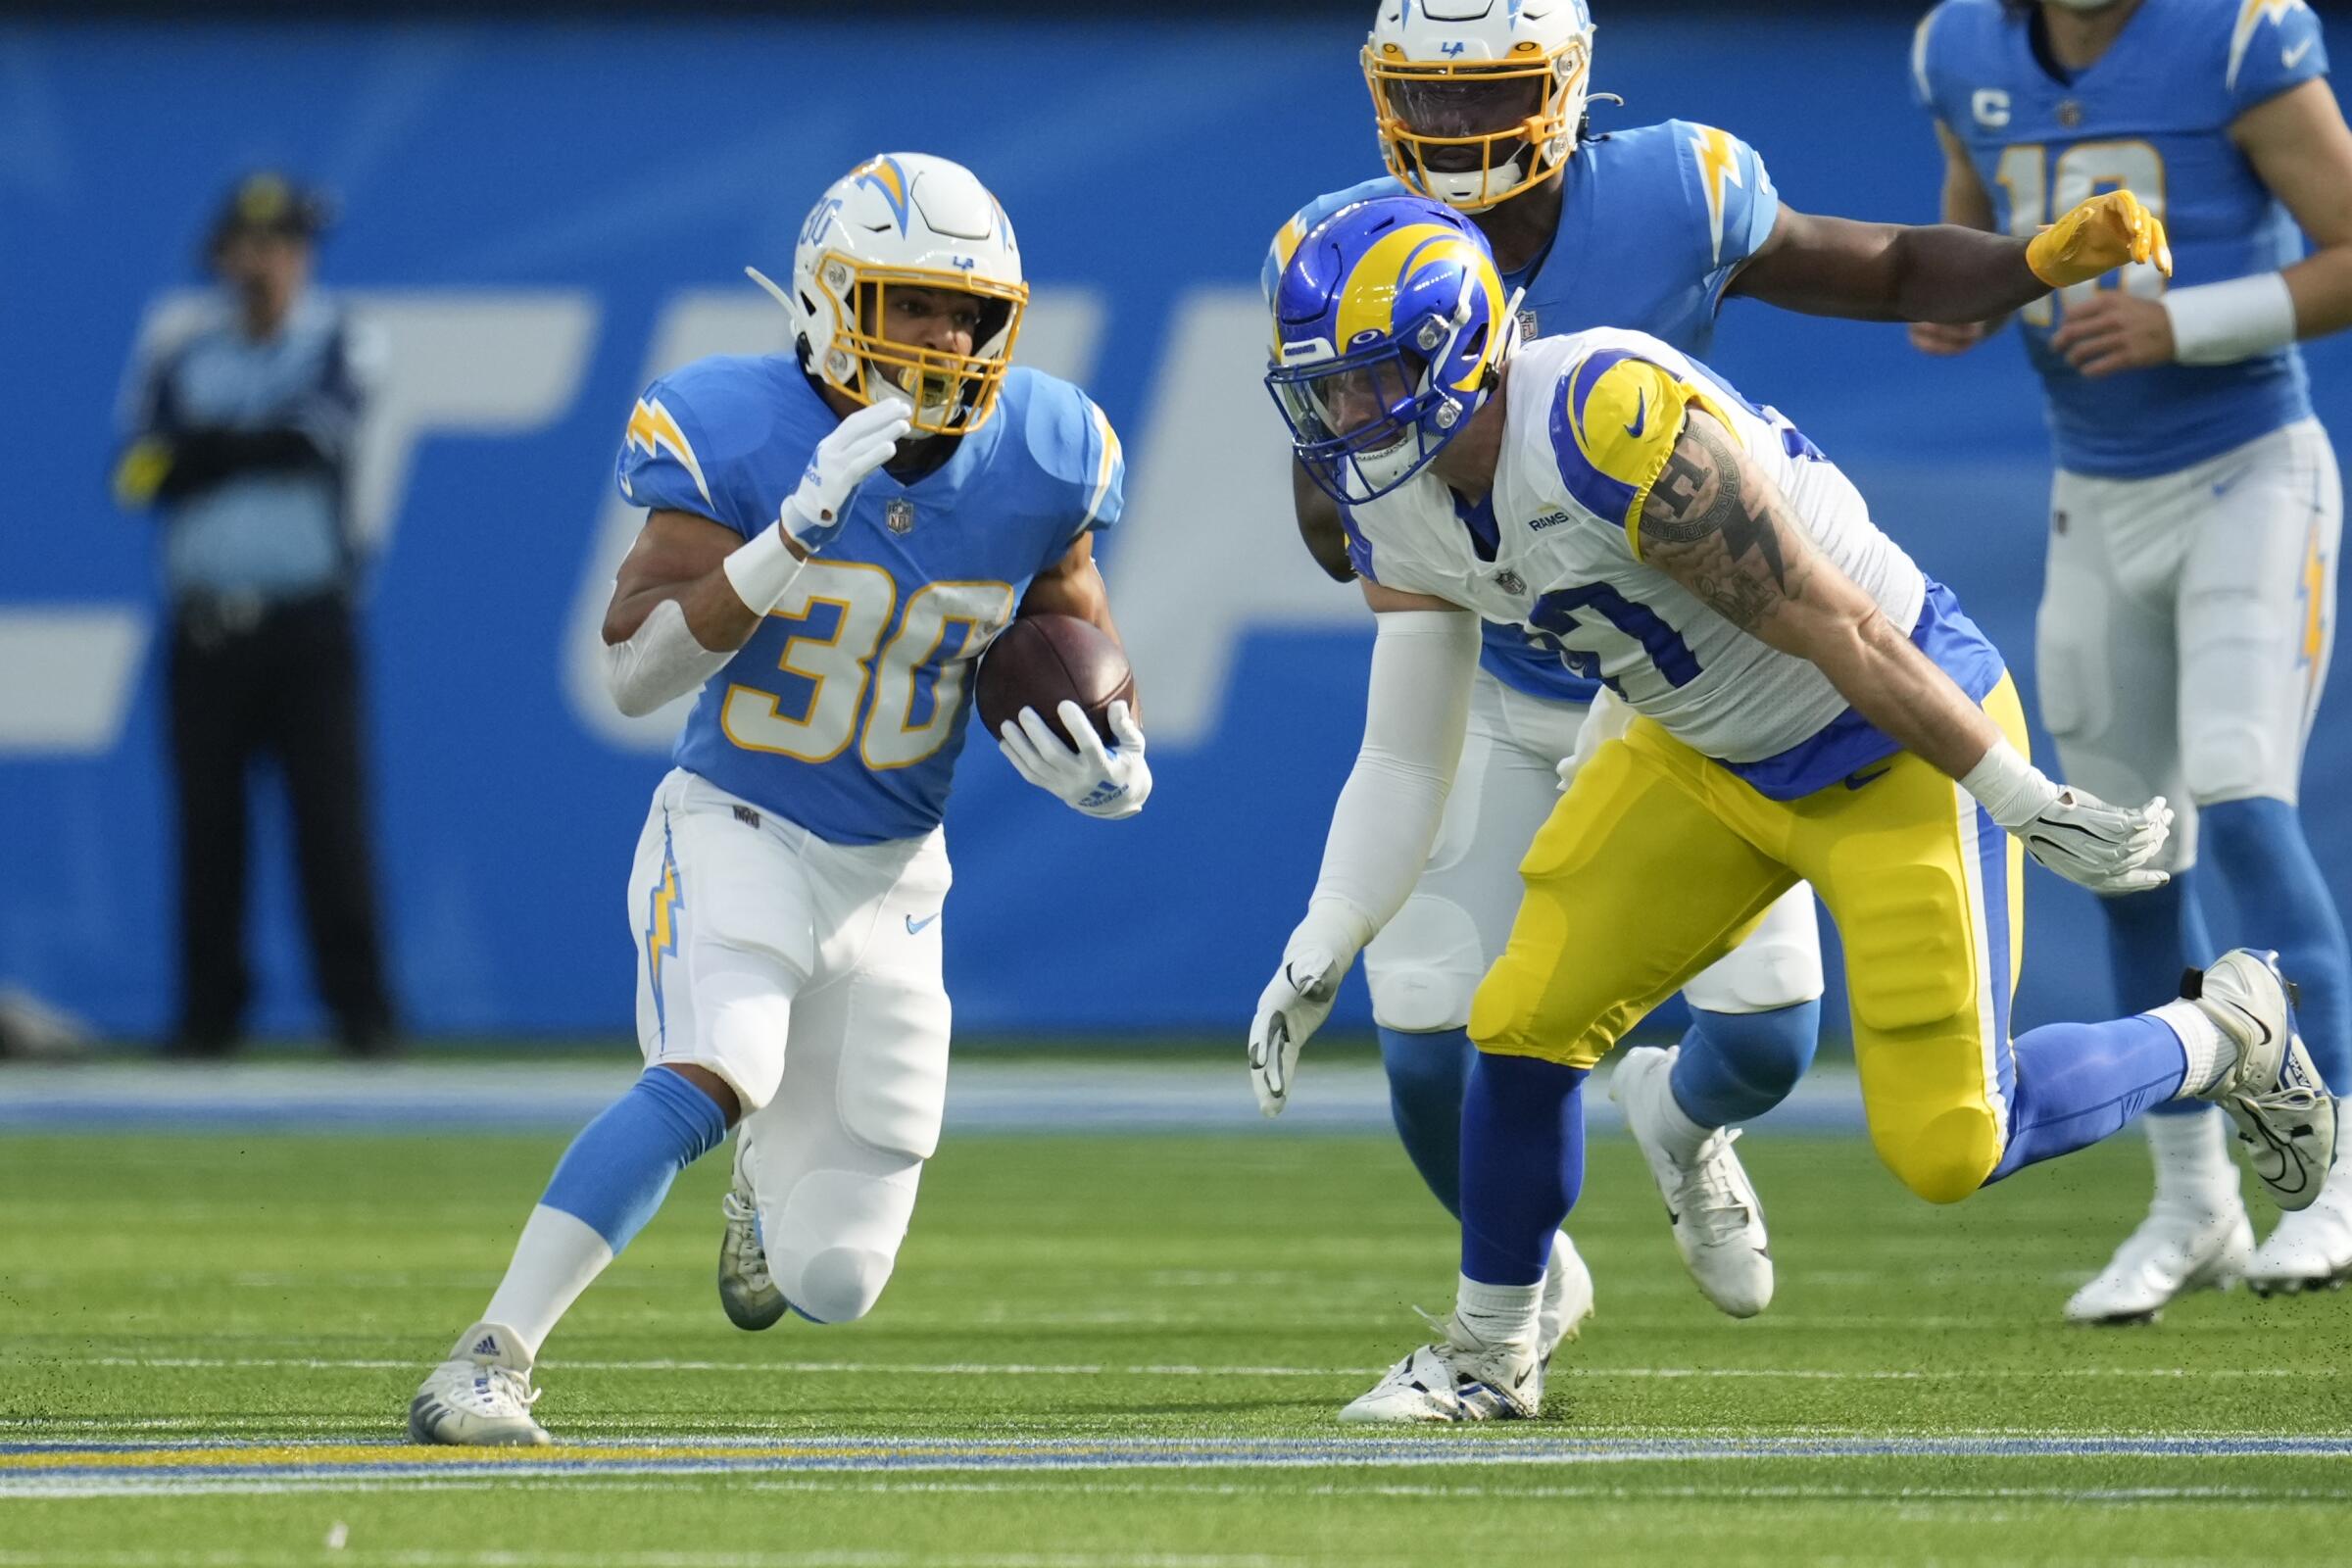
[30,1354,2311,1380]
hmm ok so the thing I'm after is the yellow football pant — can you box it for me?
[1468,677,2030,1204]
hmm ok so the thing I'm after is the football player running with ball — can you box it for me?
[408,154,1149,1445]
[1253,196,2331,1422]
[1265,0,2174,1348]
[1913,0,2352,1316]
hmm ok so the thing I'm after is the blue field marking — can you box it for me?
[4,1434,2350,1497]
[0,1061,1872,1135]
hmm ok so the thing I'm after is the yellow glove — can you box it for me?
[2026,189,2174,290]
[111,437,175,510]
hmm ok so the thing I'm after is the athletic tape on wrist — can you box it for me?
[2163,272,2296,367]
[720,522,806,615]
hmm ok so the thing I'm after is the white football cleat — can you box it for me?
[1609,1044,1773,1317]
[2064,1200,2253,1325]
[1538,1230,1595,1359]
[2187,951,2338,1212]
[2246,1163,2352,1298]
[407,1322,552,1446]
[1340,1320,1544,1424]
[717,1137,787,1331]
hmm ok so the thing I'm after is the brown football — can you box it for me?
[975,613,1135,751]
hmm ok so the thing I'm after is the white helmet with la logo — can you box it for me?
[755,153,1028,436]
[1364,0,1596,213]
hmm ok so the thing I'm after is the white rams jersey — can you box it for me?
[1343,329,2003,799]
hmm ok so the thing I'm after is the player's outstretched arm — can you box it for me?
[1733,117,2167,327]
[1250,585,1478,1115]
[1637,409,2170,894]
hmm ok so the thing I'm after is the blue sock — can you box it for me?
[1458,1053,1586,1287]
[2094,876,2216,1121]
[1671,1002,1821,1126]
[540,1066,730,1252]
[1988,1016,2186,1183]
[2202,797,2352,1095]
[1379,1026,1474,1218]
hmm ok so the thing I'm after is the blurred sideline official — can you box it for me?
[112,172,397,1057]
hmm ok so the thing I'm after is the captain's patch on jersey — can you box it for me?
[1550,349,1700,555]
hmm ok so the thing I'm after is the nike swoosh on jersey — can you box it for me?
[2285,39,2316,69]
[1844,764,1893,790]
[906,911,941,935]
[1625,389,1648,439]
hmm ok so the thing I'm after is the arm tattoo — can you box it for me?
[1638,414,1812,633]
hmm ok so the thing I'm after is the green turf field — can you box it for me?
[3,1125,2349,1566]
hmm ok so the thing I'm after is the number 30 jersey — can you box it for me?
[1344,328,2004,799]
[615,355,1123,845]
[1913,0,2328,478]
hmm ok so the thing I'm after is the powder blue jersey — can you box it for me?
[1269,122,1782,704]
[615,357,1123,846]
[1914,0,2327,478]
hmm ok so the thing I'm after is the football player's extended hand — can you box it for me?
[2007,786,2176,895]
[2026,189,2173,291]
[782,400,909,554]
[1249,938,1346,1117]
[998,700,1152,819]
[2048,292,2176,377]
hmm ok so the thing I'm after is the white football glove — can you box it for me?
[1962,739,2172,895]
[2011,787,2175,894]
[998,699,1152,819]
[780,400,909,554]
[1248,919,1359,1118]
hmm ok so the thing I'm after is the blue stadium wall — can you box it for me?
[3,11,2347,1040]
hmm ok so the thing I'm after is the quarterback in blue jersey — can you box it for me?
[407,154,1149,1446]
[1262,0,2169,1350]
[1913,0,2352,1316]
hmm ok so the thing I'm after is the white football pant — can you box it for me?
[2037,416,2342,870]
[628,767,952,1325]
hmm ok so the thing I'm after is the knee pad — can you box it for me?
[762,1166,918,1324]
[783,1244,897,1325]
[2182,722,2284,808]
[1871,1104,2002,1205]
[1365,891,1489,1033]
[1682,1002,1819,1108]
[1682,890,1823,1014]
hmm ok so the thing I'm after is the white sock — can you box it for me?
[479,1205,615,1361]
[1650,1074,1717,1166]
[1454,1274,1544,1353]
[2150,1000,2237,1097]
[2145,1106,2235,1212]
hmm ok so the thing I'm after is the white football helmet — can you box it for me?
[755,152,1028,436]
[1363,0,1596,213]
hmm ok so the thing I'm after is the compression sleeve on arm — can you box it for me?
[603,596,738,719]
[1295,610,1482,957]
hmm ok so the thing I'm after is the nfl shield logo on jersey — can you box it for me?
[1495,569,1526,596]
[1517,308,1540,341]
[885,498,916,534]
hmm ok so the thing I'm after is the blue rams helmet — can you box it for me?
[1264,195,1517,505]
